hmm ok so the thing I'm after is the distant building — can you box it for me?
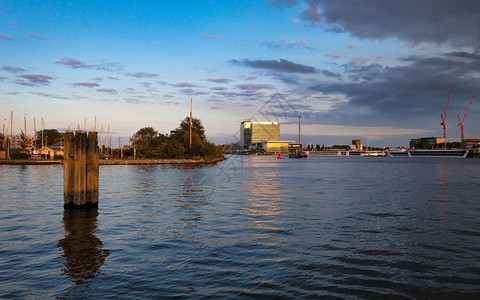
[37,146,64,159]
[410,137,447,149]
[351,139,362,150]
[255,140,295,154]
[240,119,280,147]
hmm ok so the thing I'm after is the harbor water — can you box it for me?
[1,156,479,298]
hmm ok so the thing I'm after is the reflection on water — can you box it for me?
[57,209,110,285]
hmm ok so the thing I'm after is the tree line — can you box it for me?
[130,117,223,159]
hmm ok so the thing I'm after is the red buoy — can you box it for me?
[277,153,282,159]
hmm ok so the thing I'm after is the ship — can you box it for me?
[388,149,469,158]
[289,114,309,159]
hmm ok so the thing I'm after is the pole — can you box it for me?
[41,117,44,148]
[33,118,37,149]
[189,98,193,153]
[298,114,301,149]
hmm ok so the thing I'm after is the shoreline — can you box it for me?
[0,157,226,165]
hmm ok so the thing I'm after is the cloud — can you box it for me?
[55,57,124,72]
[73,82,99,88]
[260,37,311,49]
[125,72,159,78]
[230,58,317,74]
[321,69,341,79]
[0,76,8,81]
[236,83,275,90]
[200,33,220,40]
[296,0,480,48]
[268,0,298,7]
[107,76,120,80]
[0,35,14,41]
[179,88,208,96]
[17,74,54,86]
[30,92,70,100]
[96,88,118,94]
[308,51,480,128]
[26,32,50,41]
[211,86,227,91]
[1,66,26,73]
[207,78,233,84]
[170,82,197,88]
[323,52,344,59]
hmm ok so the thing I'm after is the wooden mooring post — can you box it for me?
[64,130,99,209]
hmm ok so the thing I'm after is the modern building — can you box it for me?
[410,137,447,149]
[240,119,280,147]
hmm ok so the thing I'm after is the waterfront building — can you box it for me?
[410,137,447,149]
[240,119,280,148]
[351,139,363,150]
[254,140,295,154]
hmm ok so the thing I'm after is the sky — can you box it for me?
[1,0,480,147]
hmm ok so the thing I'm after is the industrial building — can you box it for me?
[240,119,280,147]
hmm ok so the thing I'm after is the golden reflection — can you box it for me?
[57,209,110,285]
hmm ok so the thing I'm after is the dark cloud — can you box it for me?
[207,78,233,84]
[296,0,480,48]
[73,82,100,88]
[125,72,159,78]
[321,70,341,79]
[230,58,317,74]
[308,52,480,128]
[1,66,26,73]
[0,35,14,41]
[17,74,53,86]
[236,83,275,90]
[55,58,124,72]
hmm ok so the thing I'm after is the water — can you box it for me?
[1,156,480,298]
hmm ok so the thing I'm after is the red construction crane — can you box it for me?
[457,95,476,144]
[440,90,452,140]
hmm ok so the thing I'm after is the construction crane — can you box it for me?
[457,95,475,147]
[440,90,452,141]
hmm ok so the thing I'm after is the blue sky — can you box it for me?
[1,0,479,147]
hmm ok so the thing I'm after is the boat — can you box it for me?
[289,114,309,159]
[388,149,469,158]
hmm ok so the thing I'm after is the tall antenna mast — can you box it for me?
[298,113,301,148]
[33,118,37,148]
[189,98,193,153]
[440,90,452,148]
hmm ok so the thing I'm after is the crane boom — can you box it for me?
[440,90,452,139]
[456,95,476,144]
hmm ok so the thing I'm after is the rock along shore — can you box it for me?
[0,157,226,165]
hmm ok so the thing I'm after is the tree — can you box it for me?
[170,117,206,143]
[36,129,62,147]
[20,130,34,153]
[0,133,4,149]
[130,127,167,157]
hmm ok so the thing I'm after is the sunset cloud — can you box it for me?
[200,33,220,40]
[17,74,54,86]
[206,78,233,84]
[1,66,26,73]
[55,57,124,72]
[0,35,14,41]
[73,82,100,88]
[125,72,159,78]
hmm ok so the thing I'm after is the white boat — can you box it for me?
[388,149,469,158]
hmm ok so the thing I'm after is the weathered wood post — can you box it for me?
[86,131,99,206]
[64,130,99,209]
[74,130,87,207]
[63,130,75,205]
